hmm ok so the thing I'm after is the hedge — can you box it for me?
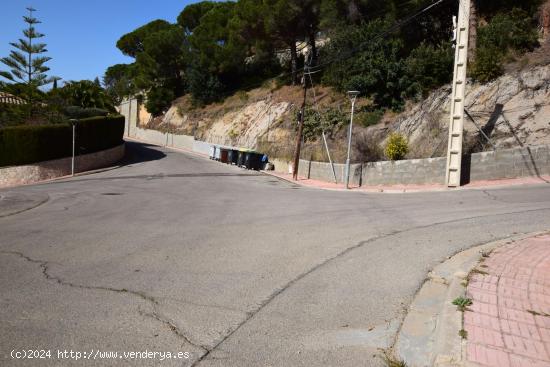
[0,115,125,167]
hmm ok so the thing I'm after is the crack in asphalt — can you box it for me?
[191,206,550,366]
[0,250,209,353]
[0,194,50,218]
[139,310,209,353]
[3,206,550,366]
[482,190,504,203]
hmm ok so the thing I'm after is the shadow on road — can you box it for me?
[120,141,167,165]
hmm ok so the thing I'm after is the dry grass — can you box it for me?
[379,349,408,367]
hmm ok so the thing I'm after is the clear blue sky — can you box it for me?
[0,1,202,84]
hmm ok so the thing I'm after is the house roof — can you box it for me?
[0,92,26,105]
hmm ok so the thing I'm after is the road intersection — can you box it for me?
[2,141,550,366]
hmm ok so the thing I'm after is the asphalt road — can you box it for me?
[1,141,550,367]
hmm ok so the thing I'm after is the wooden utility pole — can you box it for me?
[292,74,308,180]
[445,0,471,187]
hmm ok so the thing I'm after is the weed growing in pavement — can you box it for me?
[480,249,492,258]
[379,349,408,367]
[459,329,468,339]
[470,268,489,276]
[452,297,473,312]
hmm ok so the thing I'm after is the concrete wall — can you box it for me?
[123,117,550,187]
[0,144,125,188]
[362,145,550,186]
[271,145,550,186]
[271,158,362,185]
[133,126,168,146]
[169,134,194,151]
[119,98,139,138]
[362,157,447,186]
[467,145,550,181]
[131,126,196,152]
[192,140,213,156]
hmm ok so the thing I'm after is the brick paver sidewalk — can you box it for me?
[265,171,550,193]
[465,234,550,367]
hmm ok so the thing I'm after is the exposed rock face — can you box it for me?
[392,65,550,158]
[199,100,290,148]
[162,99,291,149]
[158,65,549,159]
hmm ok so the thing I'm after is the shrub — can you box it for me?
[471,8,539,82]
[145,87,175,116]
[385,132,409,161]
[64,106,109,119]
[299,108,346,142]
[321,19,411,111]
[0,115,124,167]
[0,104,29,127]
[471,46,503,83]
[405,42,454,97]
[59,80,115,111]
[354,131,383,162]
[356,109,384,128]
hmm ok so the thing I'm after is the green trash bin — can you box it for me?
[237,150,247,167]
[244,152,262,170]
[229,149,239,165]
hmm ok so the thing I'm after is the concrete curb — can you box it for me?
[262,170,550,194]
[394,231,550,367]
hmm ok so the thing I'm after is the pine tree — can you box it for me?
[0,7,54,99]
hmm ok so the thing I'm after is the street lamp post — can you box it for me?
[70,119,77,176]
[345,91,360,189]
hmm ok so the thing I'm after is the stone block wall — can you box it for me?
[271,145,550,187]
[0,144,125,188]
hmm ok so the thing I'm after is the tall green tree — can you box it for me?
[115,20,188,115]
[135,25,189,113]
[263,0,308,84]
[321,19,412,110]
[186,2,252,103]
[116,19,172,58]
[0,7,55,101]
[177,1,218,34]
[59,80,114,111]
[103,63,137,104]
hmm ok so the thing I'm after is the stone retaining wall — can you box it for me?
[0,144,125,188]
[271,145,550,186]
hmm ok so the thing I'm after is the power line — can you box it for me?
[241,0,452,92]
[308,0,451,74]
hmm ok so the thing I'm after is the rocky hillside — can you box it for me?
[143,84,353,159]
[146,45,550,163]
[387,62,550,159]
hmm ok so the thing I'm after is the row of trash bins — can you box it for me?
[209,146,268,171]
